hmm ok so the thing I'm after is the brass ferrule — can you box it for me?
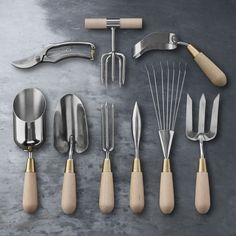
[102,159,112,172]
[132,158,141,172]
[198,157,207,172]
[187,44,200,58]
[162,159,171,172]
[25,157,35,173]
[64,159,75,173]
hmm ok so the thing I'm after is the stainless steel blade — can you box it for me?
[12,54,42,69]
[133,32,178,59]
[54,94,89,154]
[132,102,141,157]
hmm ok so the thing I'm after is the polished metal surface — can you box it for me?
[13,88,46,151]
[54,94,89,157]
[132,102,141,159]
[186,94,220,158]
[146,62,186,159]
[101,102,114,159]
[101,27,126,87]
[133,32,179,59]
[12,42,96,69]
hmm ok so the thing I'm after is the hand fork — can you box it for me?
[85,18,143,87]
[99,102,115,214]
[101,27,126,88]
[186,94,220,214]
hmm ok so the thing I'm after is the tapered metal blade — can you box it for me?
[158,130,174,159]
[132,102,141,152]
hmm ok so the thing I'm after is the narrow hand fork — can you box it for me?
[186,94,220,214]
[99,102,115,214]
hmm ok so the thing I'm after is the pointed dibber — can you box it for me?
[130,102,144,214]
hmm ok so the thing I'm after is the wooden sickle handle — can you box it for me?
[129,159,144,214]
[61,160,76,214]
[23,158,38,213]
[85,18,142,29]
[159,159,174,214]
[187,44,227,87]
[99,159,114,214]
[195,157,210,214]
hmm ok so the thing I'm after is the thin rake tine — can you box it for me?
[160,62,165,130]
[146,65,161,130]
[172,63,187,129]
[152,64,162,130]
[169,62,175,130]
[166,61,169,131]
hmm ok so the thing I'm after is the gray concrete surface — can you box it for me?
[0,0,236,235]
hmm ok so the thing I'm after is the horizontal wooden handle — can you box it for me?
[195,158,210,214]
[61,172,76,214]
[187,45,227,87]
[159,172,174,214]
[130,171,144,213]
[23,172,38,213]
[85,18,142,29]
[99,171,114,214]
[120,18,143,29]
[85,18,107,29]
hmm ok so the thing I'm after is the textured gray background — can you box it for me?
[0,0,236,235]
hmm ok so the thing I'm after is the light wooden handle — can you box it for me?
[85,18,107,29]
[61,172,76,214]
[130,171,144,213]
[85,18,142,29]
[99,159,114,214]
[120,18,143,28]
[159,171,174,214]
[187,44,227,87]
[23,172,38,213]
[99,172,114,214]
[195,158,210,214]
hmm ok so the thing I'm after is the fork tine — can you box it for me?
[186,94,193,136]
[101,104,105,151]
[198,94,206,134]
[116,52,126,86]
[209,94,220,136]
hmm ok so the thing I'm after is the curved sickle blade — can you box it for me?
[133,32,178,59]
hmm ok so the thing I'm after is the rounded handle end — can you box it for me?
[99,171,114,214]
[23,172,38,214]
[61,172,76,214]
[130,171,144,214]
[159,172,174,214]
[187,45,227,87]
[195,172,210,214]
